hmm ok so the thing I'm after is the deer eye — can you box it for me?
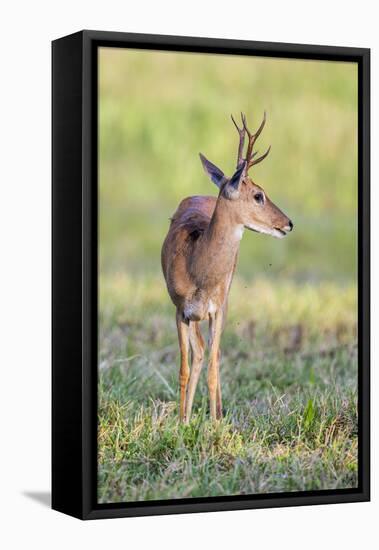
[254,192,264,204]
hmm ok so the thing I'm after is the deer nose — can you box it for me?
[288,220,293,231]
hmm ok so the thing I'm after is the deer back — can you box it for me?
[161,196,217,308]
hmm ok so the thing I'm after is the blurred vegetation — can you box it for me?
[99,47,358,281]
[98,48,358,502]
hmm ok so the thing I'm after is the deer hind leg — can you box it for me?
[185,322,205,423]
[209,334,223,420]
[208,311,223,421]
[176,310,190,422]
[215,299,229,419]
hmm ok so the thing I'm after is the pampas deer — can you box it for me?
[161,113,293,422]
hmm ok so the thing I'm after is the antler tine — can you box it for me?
[242,111,270,170]
[249,145,271,168]
[253,110,267,141]
[231,113,246,169]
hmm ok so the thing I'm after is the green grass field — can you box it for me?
[98,275,357,502]
[98,48,358,502]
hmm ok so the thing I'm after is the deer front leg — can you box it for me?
[176,310,190,422]
[185,322,205,423]
[216,354,222,420]
[208,310,223,421]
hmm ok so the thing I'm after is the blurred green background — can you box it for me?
[99,48,357,282]
[97,48,358,502]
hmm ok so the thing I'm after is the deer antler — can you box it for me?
[243,111,271,170]
[231,113,246,169]
[231,112,271,173]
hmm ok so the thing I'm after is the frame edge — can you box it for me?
[52,30,86,520]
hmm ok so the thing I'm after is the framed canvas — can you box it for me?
[52,30,370,520]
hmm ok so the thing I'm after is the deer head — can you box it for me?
[199,113,293,239]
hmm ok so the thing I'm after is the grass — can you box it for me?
[98,275,357,503]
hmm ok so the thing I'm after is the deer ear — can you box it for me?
[224,161,246,199]
[199,153,225,188]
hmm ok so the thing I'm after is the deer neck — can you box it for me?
[193,196,243,289]
[207,195,244,245]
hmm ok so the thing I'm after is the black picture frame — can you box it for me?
[52,30,370,520]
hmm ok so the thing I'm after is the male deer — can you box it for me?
[161,113,293,423]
